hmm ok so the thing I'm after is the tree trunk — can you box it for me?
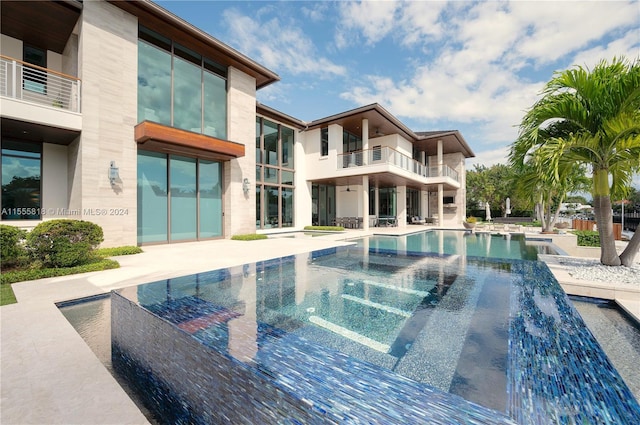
[593,170,620,266]
[620,229,640,267]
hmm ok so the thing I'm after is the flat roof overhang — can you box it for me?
[306,104,475,159]
[109,0,279,90]
[415,131,475,159]
[1,117,80,145]
[135,121,245,161]
[1,1,82,54]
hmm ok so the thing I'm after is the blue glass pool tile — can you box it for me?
[111,243,640,425]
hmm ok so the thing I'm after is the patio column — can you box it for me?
[438,184,444,227]
[374,185,380,223]
[421,189,428,218]
[398,185,407,227]
[437,139,443,175]
[362,175,369,231]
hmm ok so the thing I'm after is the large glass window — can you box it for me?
[312,184,335,226]
[1,140,41,220]
[379,187,397,219]
[203,66,227,139]
[281,126,294,168]
[170,156,197,241]
[199,160,222,238]
[137,39,172,126]
[264,186,279,228]
[255,117,296,229]
[137,151,168,243]
[173,47,202,133]
[137,151,223,244]
[138,27,227,139]
[264,120,278,166]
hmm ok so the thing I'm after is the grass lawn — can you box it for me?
[0,246,142,307]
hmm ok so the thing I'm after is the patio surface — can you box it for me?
[1,227,638,424]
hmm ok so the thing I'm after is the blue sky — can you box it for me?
[158,0,639,186]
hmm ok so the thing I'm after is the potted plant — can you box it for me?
[463,216,477,230]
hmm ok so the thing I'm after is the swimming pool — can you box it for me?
[107,232,640,424]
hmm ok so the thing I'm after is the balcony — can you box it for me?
[337,146,459,182]
[0,55,81,113]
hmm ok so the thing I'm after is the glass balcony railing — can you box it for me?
[0,55,81,113]
[337,146,459,182]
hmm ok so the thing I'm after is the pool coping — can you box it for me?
[539,254,640,324]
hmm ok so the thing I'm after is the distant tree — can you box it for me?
[466,164,525,218]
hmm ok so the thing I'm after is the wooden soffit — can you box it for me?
[135,121,244,161]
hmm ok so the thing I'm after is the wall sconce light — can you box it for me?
[109,161,119,185]
[242,177,250,194]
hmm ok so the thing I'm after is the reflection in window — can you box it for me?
[137,27,227,138]
[137,151,168,243]
[281,126,294,168]
[1,140,41,220]
[282,188,293,228]
[264,120,278,166]
[255,117,295,229]
[137,151,223,244]
[137,40,172,125]
[173,55,202,133]
[199,160,222,238]
[170,156,197,241]
[23,45,47,94]
[264,186,279,228]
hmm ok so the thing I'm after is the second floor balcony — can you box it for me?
[338,146,459,182]
[1,55,81,113]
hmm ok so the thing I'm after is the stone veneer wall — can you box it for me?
[225,67,257,237]
[71,1,138,247]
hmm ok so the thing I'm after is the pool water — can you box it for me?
[354,230,556,259]
[60,231,639,424]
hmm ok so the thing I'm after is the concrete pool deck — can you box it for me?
[1,227,638,424]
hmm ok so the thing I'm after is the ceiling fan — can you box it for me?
[341,181,355,192]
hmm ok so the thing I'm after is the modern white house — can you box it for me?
[1,0,474,247]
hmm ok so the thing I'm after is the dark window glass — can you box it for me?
[23,45,46,94]
[1,140,42,219]
[321,127,328,156]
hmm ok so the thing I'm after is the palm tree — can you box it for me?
[510,57,640,266]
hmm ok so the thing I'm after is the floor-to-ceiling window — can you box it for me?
[137,26,227,139]
[379,187,397,219]
[255,117,295,229]
[312,184,335,226]
[137,151,222,244]
[1,140,42,220]
[407,188,420,218]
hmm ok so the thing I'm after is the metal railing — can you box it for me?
[0,55,81,113]
[338,146,459,181]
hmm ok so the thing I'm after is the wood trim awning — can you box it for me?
[135,121,245,161]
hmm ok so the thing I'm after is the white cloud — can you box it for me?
[339,0,639,165]
[336,1,400,47]
[222,9,346,77]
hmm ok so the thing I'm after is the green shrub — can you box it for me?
[465,216,477,224]
[0,258,119,286]
[303,226,345,231]
[573,230,600,247]
[26,219,104,268]
[0,225,27,268]
[231,234,268,241]
[95,246,143,257]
